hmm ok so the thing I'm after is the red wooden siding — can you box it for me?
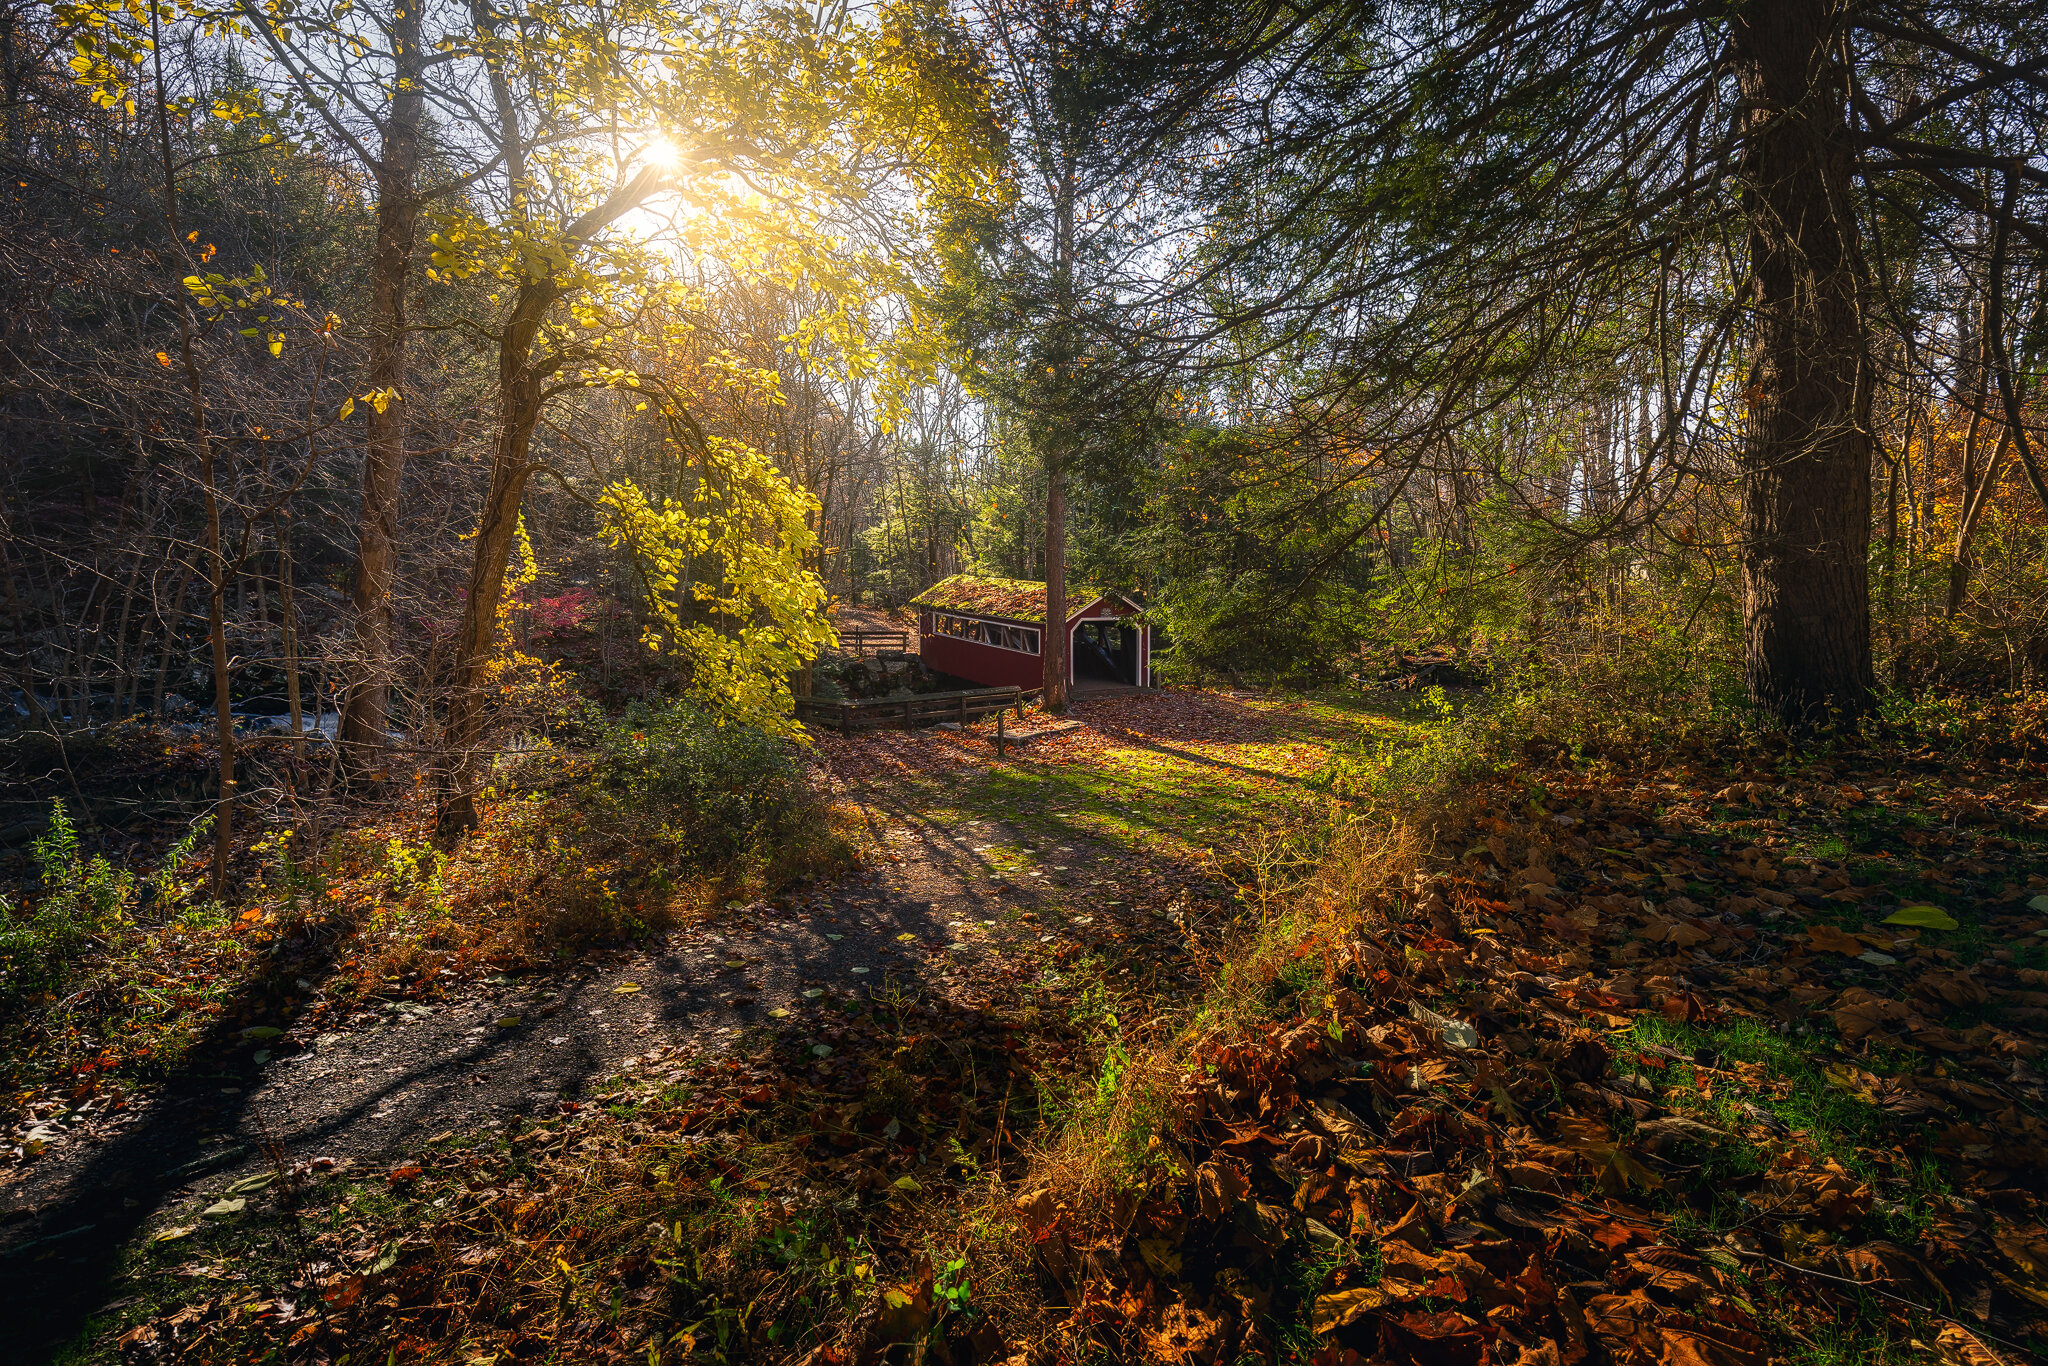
[917,599,1150,690]
[918,608,1045,689]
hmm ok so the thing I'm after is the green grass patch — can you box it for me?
[1621,1015,1951,1244]
[966,692,1414,844]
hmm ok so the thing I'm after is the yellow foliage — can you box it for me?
[599,439,835,739]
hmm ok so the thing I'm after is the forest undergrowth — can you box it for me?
[1011,668,2048,1366]
[52,653,2048,1366]
[0,702,859,1162]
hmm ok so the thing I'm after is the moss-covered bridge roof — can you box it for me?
[911,574,1132,624]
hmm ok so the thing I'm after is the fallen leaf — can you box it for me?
[1884,905,1958,931]
[1313,1284,1390,1333]
[1409,1000,1478,1048]
[1936,1323,2005,1366]
[1805,924,1864,956]
[1195,1160,1250,1220]
[1014,1187,1057,1238]
[1992,1231,2048,1311]
[879,1261,933,1343]
[1832,988,1913,1040]
[1138,1237,1183,1276]
[322,1275,365,1310]
[1633,1116,1729,1154]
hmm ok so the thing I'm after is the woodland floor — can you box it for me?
[19,687,2048,1366]
[2,687,1397,1361]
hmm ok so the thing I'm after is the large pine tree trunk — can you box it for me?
[1730,0,1874,726]
[1041,151,1077,715]
[1043,459,1068,710]
[340,0,425,772]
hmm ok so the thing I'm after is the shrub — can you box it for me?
[587,700,823,871]
[1878,688,2048,759]
[2,802,136,1000]
[1,801,210,1018]
[1310,605,1748,818]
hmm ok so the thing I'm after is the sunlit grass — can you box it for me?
[899,689,1423,869]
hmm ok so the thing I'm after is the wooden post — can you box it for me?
[958,692,968,725]
[841,701,851,737]
[904,697,914,730]
[996,708,1005,758]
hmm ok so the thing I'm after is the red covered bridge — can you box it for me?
[910,575,1151,691]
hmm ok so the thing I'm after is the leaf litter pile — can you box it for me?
[1016,741,2048,1366]
[93,727,2048,1364]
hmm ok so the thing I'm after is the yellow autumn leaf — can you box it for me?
[1313,1284,1389,1334]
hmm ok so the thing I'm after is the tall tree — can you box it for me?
[430,0,1000,830]
[1121,0,2048,724]
[942,0,1176,710]
[1728,0,1874,720]
[238,0,456,773]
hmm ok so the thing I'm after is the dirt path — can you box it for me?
[3,687,1385,1355]
[0,764,1200,1354]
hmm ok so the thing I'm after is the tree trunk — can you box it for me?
[1944,430,2011,617]
[433,139,665,835]
[339,0,425,774]
[202,425,235,896]
[0,10,21,155]
[149,560,192,717]
[1043,457,1067,710]
[1729,0,1874,726]
[278,509,304,762]
[146,4,236,891]
[1042,146,1077,715]
[1943,313,1994,618]
[436,279,557,836]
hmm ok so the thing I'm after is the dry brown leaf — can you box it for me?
[1194,1160,1249,1221]
[1805,924,1865,956]
[1142,1299,1228,1363]
[1936,1323,2007,1366]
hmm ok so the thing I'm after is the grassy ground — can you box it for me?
[829,689,1422,910]
[1010,701,2048,1366]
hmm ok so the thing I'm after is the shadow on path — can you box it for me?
[2,908,356,1357]
[1,866,972,1360]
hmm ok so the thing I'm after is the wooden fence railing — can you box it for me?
[836,629,911,654]
[795,685,1026,735]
